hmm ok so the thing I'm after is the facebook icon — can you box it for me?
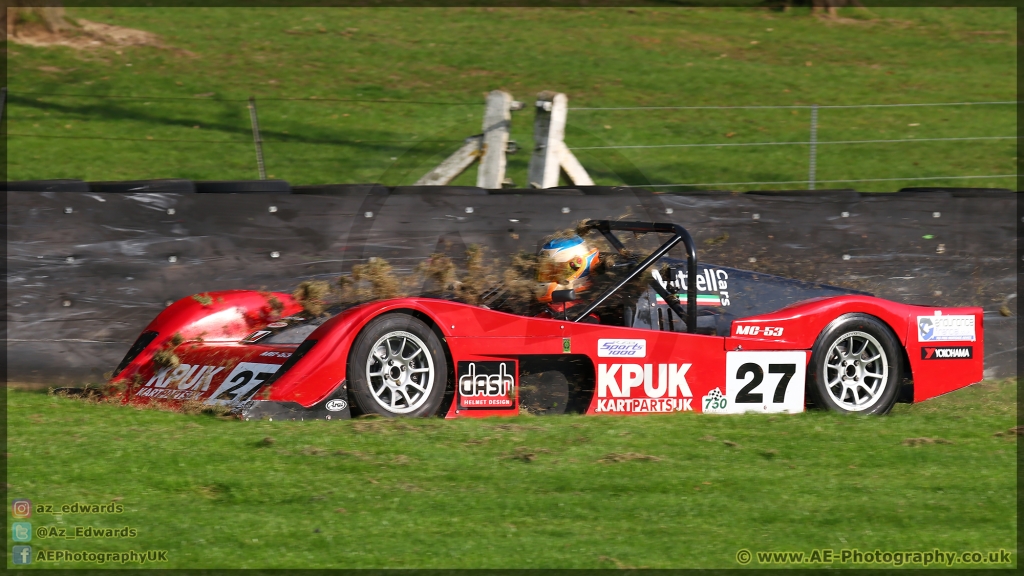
[12,546,32,565]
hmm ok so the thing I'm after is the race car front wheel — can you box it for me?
[807,314,902,415]
[348,313,448,417]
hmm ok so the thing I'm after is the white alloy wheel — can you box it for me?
[823,330,889,412]
[365,330,435,414]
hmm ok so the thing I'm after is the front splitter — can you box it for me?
[240,380,351,421]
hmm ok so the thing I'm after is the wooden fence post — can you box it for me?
[415,90,514,188]
[477,90,513,189]
[527,91,593,188]
[414,136,483,186]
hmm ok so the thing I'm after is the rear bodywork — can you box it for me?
[109,221,984,419]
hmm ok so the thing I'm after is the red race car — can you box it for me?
[108,220,983,420]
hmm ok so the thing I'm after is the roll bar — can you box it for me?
[570,220,698,333]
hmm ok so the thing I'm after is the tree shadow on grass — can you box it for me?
[589,153,799,192]
[8,93,454,154]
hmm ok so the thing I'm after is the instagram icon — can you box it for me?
[11,499,31,518]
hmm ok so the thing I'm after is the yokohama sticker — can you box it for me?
[917,314,976,342]
[921,346,973,360]
[457,361,516,409]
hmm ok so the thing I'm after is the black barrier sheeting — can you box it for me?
[4,186,1018,384]
[89,179,197,194]
[4,179,90,192]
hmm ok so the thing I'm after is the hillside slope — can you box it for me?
[5,7,1017,189]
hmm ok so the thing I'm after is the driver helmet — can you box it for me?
[535,235,600,303]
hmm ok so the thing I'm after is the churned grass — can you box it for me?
[5,378,1016,568]
[5,7,1016,190]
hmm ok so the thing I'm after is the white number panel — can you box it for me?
[703,351,807,414]
[205,362,282,406]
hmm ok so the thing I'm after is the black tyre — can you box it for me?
[807,314,902,415]
[347,314,448,417]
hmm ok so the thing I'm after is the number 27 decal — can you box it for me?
[735,363,796,404]
[205,362,282,406]
[721,351,807,414]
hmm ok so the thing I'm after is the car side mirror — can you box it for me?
[551,289,578,303]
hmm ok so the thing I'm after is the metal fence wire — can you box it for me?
[567,100,1017,189]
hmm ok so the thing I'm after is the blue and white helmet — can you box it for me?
[535,235,600,303]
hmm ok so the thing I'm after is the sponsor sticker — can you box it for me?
[651,267,731,307]
[917,314,975,342]
[562,338,571,354]
[140,364,226,400]
[325,399,348,411]
[243,330,272,343]
[701,387,729,414]
[594,363,694,413]
[595,397,692,413]
[597,339,647,358]
[457,361,516,409]
[921,346,973,360]
[267,321,289,329]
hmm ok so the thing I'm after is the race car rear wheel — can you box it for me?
[807,314,902,415]
[348,313,448,417]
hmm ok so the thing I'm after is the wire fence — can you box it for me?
[568,99,1017,190]
[631,174,1019,189]
[6,133,463,145]
[570,101,1018,111]
[570,136,1017,151]
[5,89,1019,190]
[14,91,480,105]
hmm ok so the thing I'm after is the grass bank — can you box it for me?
[5,379,1016,568]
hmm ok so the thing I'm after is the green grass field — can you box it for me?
[5,380,1017,569]
[5,7,1017,190]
